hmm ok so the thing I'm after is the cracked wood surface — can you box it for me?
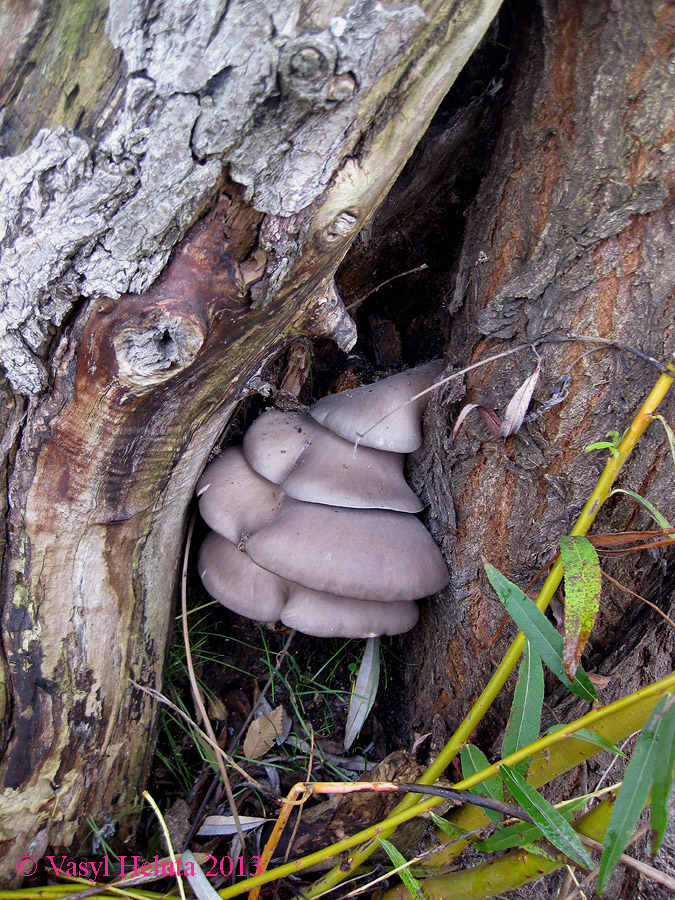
[0,0,504,879]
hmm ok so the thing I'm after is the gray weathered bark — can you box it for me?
[0,0,504,879]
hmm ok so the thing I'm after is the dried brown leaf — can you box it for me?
[243,706,285,760]
[453,403,501,439]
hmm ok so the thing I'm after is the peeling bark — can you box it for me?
[0,0,504,879]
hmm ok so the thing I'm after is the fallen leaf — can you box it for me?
[345,637,380,750]
[197,815,269,837]
[243,706,285,760]
[586,672,614,689]
[207,695,227,721]
[499,361,541,437]
[453,403,501,439]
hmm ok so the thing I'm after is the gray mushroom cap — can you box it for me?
[196,447,283,543]
[309,360,443,452]
[245,499,449,602]
[242,409,316,483]
[281,586,419,638]
[198,531,287,622]
[244,409,423,512]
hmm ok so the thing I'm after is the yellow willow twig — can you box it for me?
[214,669,675,899]
[304,352,675,898]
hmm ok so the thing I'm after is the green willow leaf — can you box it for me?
[484,563,597,703]
[545,725,627,759]
[503,642,544,777]
[500,766,594,871]
[607,488,671,529]
[559,536,602,679]
[478,799,584,852]
[650,694,675,855]
[520,841,563,863]
[378,838,424,899]
[460,744,504,822]
[598,696,668,894]
[430,812,471,842]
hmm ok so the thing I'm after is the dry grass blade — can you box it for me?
[130,680,265,789]
[601,569,675,630]
[181,511,247,852]
[345,264,428,312]
[355,336,667,449]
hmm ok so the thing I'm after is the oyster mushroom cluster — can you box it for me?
[196,361,449,638]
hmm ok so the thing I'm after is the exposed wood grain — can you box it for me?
[0,0,505,879]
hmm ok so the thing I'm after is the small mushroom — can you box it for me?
[309,360,443,452]
[198,531,288,622]
[244,499,449,603]
[196,447,282,543]
[244,409,423,512]
[281,586,419,638]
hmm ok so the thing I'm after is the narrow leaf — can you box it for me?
[344,636,380,750]
[479,799,584,852]
[651,414,675,473]
[499,361,541,437]
[460,744,504,822]
[544,725,627,759]
[598,696,668,893]
[559,536,602,678]
[503,642,544,777]
[453,403,501,439]
[608,488,671,529]
[484,562,597,703]
[520,841,564,863]
[377,838,424,899]
[197,815,269,837]
[650,694,675,855]
[430,812,471,841]
[180,850,223,900]
[500,766,594,870]
[243,705,285,760]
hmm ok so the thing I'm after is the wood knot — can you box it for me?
[279,35,337,106]
[322,210,359,245]
[112,309,204,387]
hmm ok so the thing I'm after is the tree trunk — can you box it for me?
[400,0,675,752]
[0,0,504,879]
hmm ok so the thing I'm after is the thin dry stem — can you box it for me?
[601,569,675,630]
[129,682,265,790]
[181,511,246,852]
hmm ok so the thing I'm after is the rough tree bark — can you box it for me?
[401,0,675,755]
[0,0,504,880]
[348,0,674,894]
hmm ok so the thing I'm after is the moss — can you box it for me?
[9,0,122,152]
